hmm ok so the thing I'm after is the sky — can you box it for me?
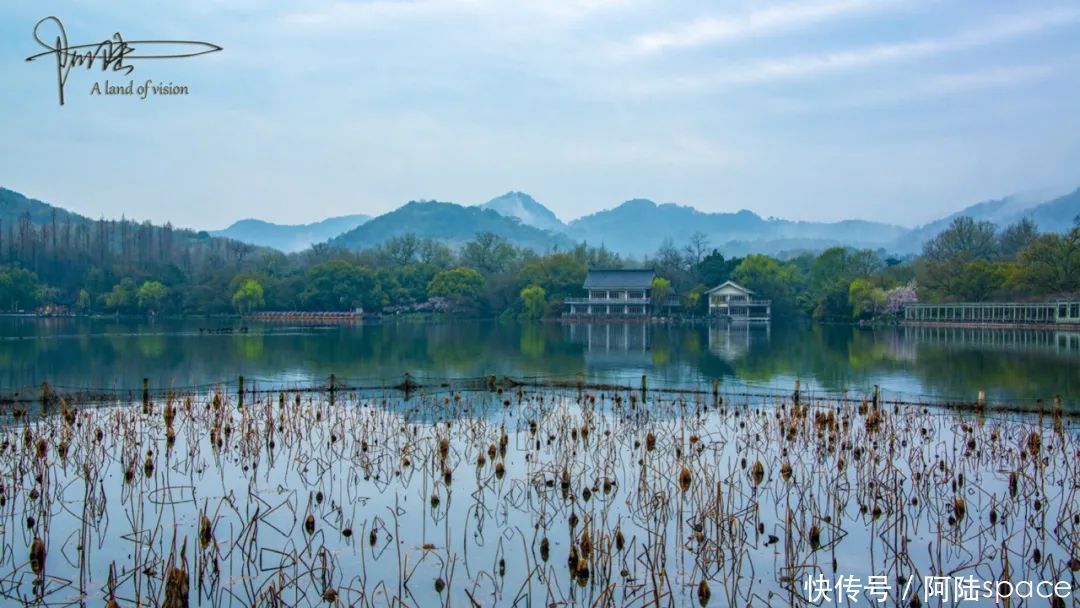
[2,0,1079,230]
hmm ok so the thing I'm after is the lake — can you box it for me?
[2,317,1078,409]
[1,318,1077,606]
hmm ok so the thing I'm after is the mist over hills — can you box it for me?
[5,185,1079,258]
[903,188,1080,250]
[329,200,576,252]
[211,215,370,253]
[477,192,566,233]
[564,199,909,256]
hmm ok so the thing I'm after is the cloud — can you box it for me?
[619,7,1080,94]
[736,8,1078,82]
[283,0,638,28]
[619,0,899,57]
[766,64,1059,113]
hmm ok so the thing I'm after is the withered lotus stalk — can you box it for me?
[29,537,45,576]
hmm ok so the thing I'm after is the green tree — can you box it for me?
[517,253,586,301]
[920,217,999,300]
[428,267,485,308]
[681,286,704,316]
[232,278,265,314]
[519,285,547,319]
[732,254,801,315]
[695,250,741,288]
[136,280,168,313]
[299,260,377,311]
[461,233,518,275]
[103,279,137,313]
[1015,227,1080,294]
[650,277,672,315]
[75,289,92,313]
[953,260,1008,301]
[848,278,886,319]
[998,218,1038,259]
[923,217,999,262]
[396,263,441,302]
[0,265,43,312]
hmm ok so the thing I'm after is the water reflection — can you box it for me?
[1,317,1077,408]
[707,323,771,360]
[566,322,651,367]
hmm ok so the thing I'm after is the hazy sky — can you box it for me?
[2,0,1079,229]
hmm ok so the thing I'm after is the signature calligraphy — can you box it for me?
[25,16,222,105]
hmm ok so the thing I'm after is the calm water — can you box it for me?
[2,317,1078,408]
[1,320,1077,606]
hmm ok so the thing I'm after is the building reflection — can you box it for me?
[707,323,770,360]
[901,325,1080,355]
[566,323,651,366]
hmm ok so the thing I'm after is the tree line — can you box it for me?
[0,210,1077,320]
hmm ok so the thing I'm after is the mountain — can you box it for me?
[566,199,908,256]
[330,200,575,252]
[903,189,1080,251]
[1,187,91,229]
[1025,188,1080,232]
[212,215,370,253]
[477,192,566,232]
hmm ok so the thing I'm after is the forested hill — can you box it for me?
[1,187,279,312]
[330,200,575,252]
[211,215,371,252]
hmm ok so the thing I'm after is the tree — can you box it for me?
[517,253,586,301]
[0,265,43,312]
[136,280,168,313]
[695,250,740,288]
[683,232,710,266]
[920,217,999,299]
[417,238,455,268]
[299,260,376,311]
[461,233,518,275]
[519,285,546,319]
[650,277,672,315]
[848,278,886,319]
[681,286,704,316]
[75,288,91,313]
[923,217,998,263]
[396,263,441,302]
[232,278,265,314]
[732,255,801,314]
[998,218,1038,259]
[1015,228,1080,294]
[651,239,687,288]
[103,279,137,313]
[953,260,1008,301]
[428,267,485,308]
[380,234,421,266]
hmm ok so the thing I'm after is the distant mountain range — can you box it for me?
[477,191,566,233]
[563,199,910,256]
[905,189,1080,246]
[5,185,1079,258]
[329,200,576,252]
[211,215,370,253]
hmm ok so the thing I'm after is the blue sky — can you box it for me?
[2,0,1079,229]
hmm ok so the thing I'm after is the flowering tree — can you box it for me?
[884,281,918,314]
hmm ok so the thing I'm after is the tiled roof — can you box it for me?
[705,280,755,295]
[583,269,656,290]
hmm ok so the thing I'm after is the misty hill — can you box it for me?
[1,187,90,229]
[212,215,370,253]
[903,188,1080,251]
[565,199,908,256]
[1025,188,1080,231]
[330,200,575,252]
[477,192,566,232]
